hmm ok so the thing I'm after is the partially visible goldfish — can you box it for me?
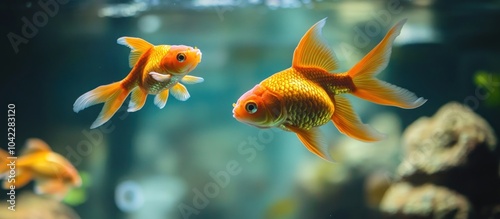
[0,138,81,200]
[74,37,203,129]
[232,18,426,162]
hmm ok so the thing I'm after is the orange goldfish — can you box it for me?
[0,138,81,200]
[232,18,426,162]
[74,37,203,129]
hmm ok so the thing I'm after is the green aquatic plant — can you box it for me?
[64,171,91,206]
[473,71,500,108]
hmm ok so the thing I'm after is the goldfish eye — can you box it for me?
[176,53,186,62]
[245,102,258,114]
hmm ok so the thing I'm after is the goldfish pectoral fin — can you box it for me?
[171,83,190,101]
[21,138,52,155]
[117,37,154,67]
[35,177,70,201]
[292,17,339,72]
[128,87,148,112]
[347,19,427,109]
[181,75,204,84]
[88,82,130,129]
[149,72,171,82]
[286,125,334,162]
[332,95,385,142]
[154,89,169,109]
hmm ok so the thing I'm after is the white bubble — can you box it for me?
[115,180,144,212]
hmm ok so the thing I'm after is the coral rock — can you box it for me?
[380,183,471,219]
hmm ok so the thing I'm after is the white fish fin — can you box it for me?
[149,72,171,82]
[181,75,204,84]
[128,87,148,112]
[35,177,70,201]
[171,83,190,101]
[154,89,170,109]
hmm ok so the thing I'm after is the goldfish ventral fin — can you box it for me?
[292,18,339,72]
[181,75,204,84]
[117,37,154,68]
[348,19,427,109]
[149,72,171,82]
[332,96,385,142]
[35,177,70,201]
[128,87,147,112]
[22,138,52,155]
[154,89,169,109]
[286,125,334,162]
[171,83,190,101]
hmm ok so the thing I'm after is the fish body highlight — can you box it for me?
[0,138,81,200]
[73,37,204,129]
[233,18,426,162]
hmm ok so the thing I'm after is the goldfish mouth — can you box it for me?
[193,48,202,62]
[232,103,238,118]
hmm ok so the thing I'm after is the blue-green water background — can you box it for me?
[1,0,500,218]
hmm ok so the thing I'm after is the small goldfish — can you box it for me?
[232,18,426,162]
[0,138,81,200]
[74,37,203,129]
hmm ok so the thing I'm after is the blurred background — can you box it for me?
[1,0,500,218]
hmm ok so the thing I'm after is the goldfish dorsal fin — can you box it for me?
[292,18,339,72]
[286,125,334,162]
[117,37,154,68]
[22,138,52,155]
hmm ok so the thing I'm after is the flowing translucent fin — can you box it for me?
[292,18,339,72]
[73,81,131,129]
[21,138,52,155]
[286,125,334,162]
[154,89,169,109]
[171,83,190,101]
[181,75,204,84]
[117,37,154,67]
[128,87,148,112]
[0,149,9,174]
[348,19,427,109]
[3,168,32,189]
[331,95,385,142]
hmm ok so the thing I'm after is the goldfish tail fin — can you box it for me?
[286,125,334,162]
[73,81,131,129]
[331,95,385,142]
[348,19,427,109]
[0,149,9,174]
